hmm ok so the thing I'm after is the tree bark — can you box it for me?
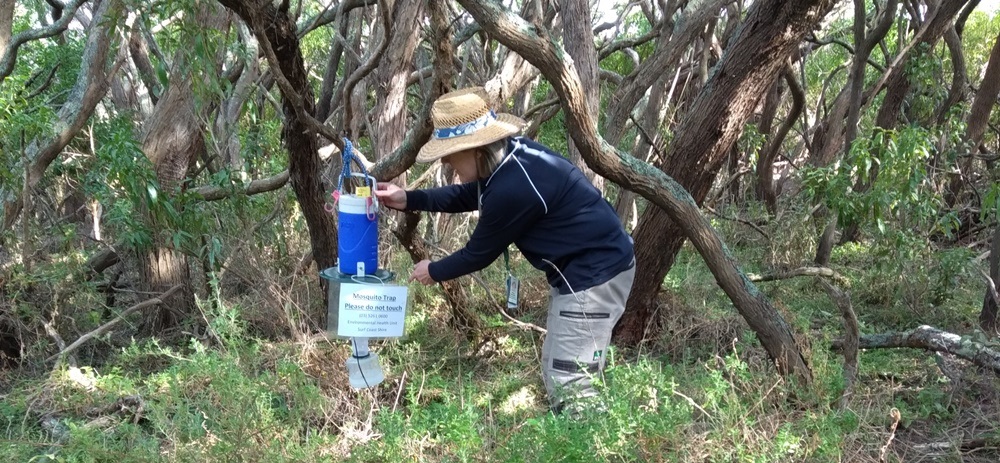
[841,0,966,242]
[483,0,546,111]
[846,0,899,155]
[602,0,727,146]
[814,216,838,266]
[618,0,836,348]
[561,0,602,190]
[374,1,423,163]
[964,31,1000,151]
[614,72,673,225]
[948,31,1000,203]
[934,26,966,124]
[819,280,859,410]
[872,1,965,131]
[128,25,161,106]
[812,0,897,264]
[981,223,1000,335]
[458,0,829,383]
[316,3,351,122]
[0,0,13,54]
[0,0,88,84]
[213,35,258,171]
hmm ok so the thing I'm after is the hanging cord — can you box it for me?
[335,138,378,220]
[352,337,374,392]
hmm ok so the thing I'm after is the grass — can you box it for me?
[1,207,998,462]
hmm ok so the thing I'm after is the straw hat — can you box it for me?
[416,87,526,163]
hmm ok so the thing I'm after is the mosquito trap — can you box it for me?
[321,139,407,390]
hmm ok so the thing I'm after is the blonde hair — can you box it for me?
[476,139,508,178]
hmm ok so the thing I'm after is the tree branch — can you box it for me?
[747,266,849,285]
[805,34,886,72]
[191,170,290,201]
[0,0,89,85]
[341,0,393,139]
[46,284,184,363]
[832,325,1000,375]
[2,0,122,233]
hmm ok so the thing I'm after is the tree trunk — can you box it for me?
[484,0,545,109]
[562,0,602,190]
[214,39,258,171]
[459,0,831,383]
[316,5,351,123]
[0,0,87,85]
[756,65,803,214]
[138,3,236,332]
[934,26,966,125]
[375,1,423,163]
[616,0,836,348]
[842,0,966,242]
[128,25,161,106]
[614,72,673,225]
[981,223,1000,335]
[137,60,205,334]
[0,0,13,53]
[218,0,338,277]
[964,31,1000,150]
[810,0,897,264]
[815,216,837,266]
[948,31,1000,203]
[601,0,726,146]
[846,0,898,154]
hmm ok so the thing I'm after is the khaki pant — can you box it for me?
[541,264,635,411]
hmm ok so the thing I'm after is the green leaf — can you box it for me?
[147,183,158,203]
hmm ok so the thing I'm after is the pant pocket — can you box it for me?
[558,311,610,320]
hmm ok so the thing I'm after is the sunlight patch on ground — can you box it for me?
[499,386,537,415]
[63,366,98,392]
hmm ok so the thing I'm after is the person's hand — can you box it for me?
[375,182,407,210]
[409,259,435,285]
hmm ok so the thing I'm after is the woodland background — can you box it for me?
[2,0,1000,461]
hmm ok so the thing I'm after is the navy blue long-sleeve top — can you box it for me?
[405,136,634,294]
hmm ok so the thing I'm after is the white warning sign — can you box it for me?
[337,283,408,337]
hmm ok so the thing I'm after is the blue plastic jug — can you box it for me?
[337,188,378,275]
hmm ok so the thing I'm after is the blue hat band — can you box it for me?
[433,111,497,139]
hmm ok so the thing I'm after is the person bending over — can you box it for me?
[375,87,635,413]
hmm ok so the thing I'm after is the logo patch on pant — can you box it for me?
[593,350,603,361]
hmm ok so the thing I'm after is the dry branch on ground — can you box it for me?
[833,325,1000,375]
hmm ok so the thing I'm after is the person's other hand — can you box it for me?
[375,182,407,210]
[409,259,434,285]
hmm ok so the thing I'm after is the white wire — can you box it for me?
[350,273,388,285]
[541,258,584,305]
[485,138,548,214]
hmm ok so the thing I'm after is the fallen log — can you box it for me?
[747,266,849,285]
[832,325,1000,375]
[911,437,1000,455]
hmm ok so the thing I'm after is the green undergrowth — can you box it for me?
[2,215,997,462]
[0,330,858,462]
